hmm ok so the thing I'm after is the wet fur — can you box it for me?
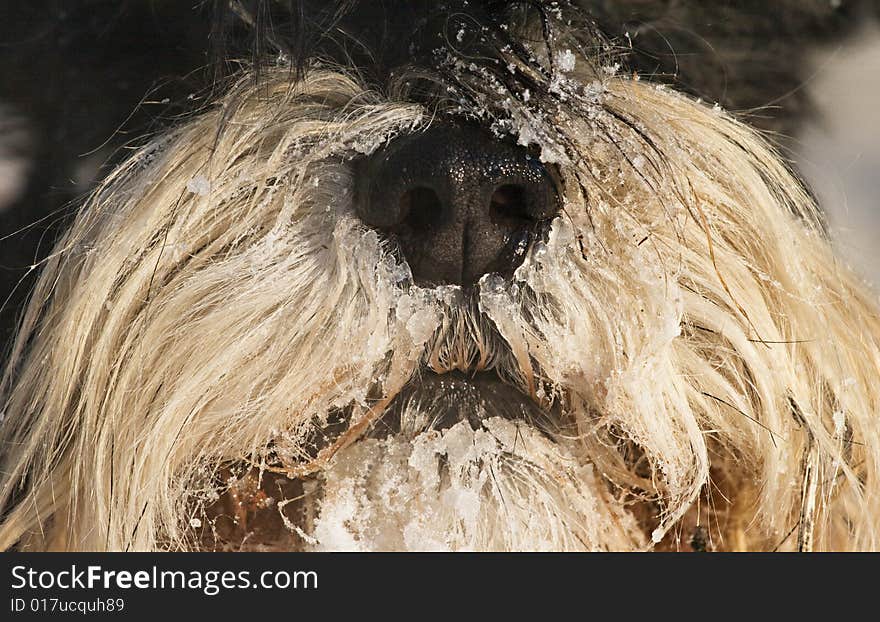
[1,1,879,551]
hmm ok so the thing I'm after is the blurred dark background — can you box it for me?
[0,0,215,357]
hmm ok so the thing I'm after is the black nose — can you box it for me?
[355,123,560,285]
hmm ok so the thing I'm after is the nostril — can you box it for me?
[399,187,445,232]
[489,184,531,226]
[355,122,561,286]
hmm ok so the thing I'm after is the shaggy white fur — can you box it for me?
[1,47,878,551]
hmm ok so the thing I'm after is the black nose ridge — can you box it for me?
[355,123,560,285]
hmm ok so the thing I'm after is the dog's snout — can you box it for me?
[356,123,559,285]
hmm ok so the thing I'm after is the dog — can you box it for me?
[1,0,879,551]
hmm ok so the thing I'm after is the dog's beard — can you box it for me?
[206,368,645,552]
[308,418,638,552]
[298,368,642,551]
[189,267,653,552]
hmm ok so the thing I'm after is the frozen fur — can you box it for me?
[1,31,879,551]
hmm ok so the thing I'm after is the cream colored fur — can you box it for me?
[1,63,878,551]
